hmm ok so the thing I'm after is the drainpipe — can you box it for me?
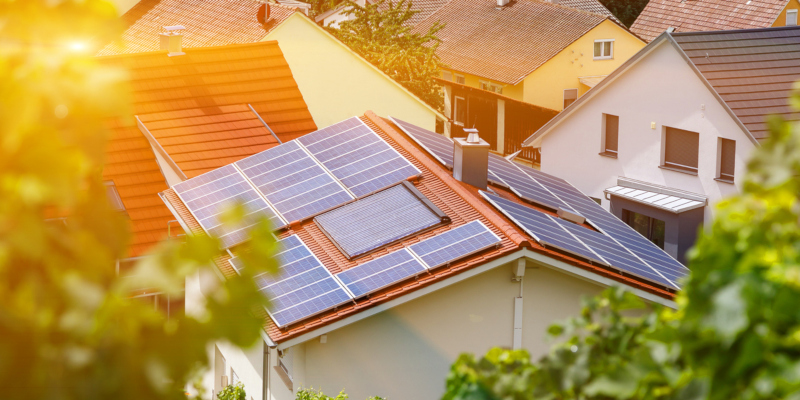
[512,258,525,349]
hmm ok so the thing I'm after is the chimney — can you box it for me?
[496,0,511,8]
[453,128,490,190]
[159,25,185,57]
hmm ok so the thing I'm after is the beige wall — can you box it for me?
[522,20,645,111]
[264,14,442,130]
[281,259,603,400]
[773,0,800,26]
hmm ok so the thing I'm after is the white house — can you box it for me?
[162,112,685,400]
[523,26,800,263]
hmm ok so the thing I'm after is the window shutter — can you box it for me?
[664,127,699,172]
[788,10,798,25]
[719,138,735,180]
[604,114,619,153]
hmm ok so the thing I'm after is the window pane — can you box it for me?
[442,71,453,81]
[664,127,699,172]
[720,138,735,179]
[604,114,619,153]
[788,10,798,25]
[623,209,666,250]
[651,218,665,249]
[564,89,577,109]
[594,41,602,57]
[603,42,612,57]
[455,97,466,124]
[455,75,465,84]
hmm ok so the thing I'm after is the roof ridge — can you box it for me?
[525,0,611,20]
[96,40,281,60]
[363,111,531,248]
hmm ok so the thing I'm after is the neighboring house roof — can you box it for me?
[412,0,613,84]
[630,0,787,42]
[160,111,678,344]
[523,26,800,147]
[98,0,298,56]
[99,41,316,256]
[672,27,800,140]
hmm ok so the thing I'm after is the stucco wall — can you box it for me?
[522,20,645,111]
[274,260,603,400]
[772,0,800,26]
[264,14,440,130]
[539,39,754,225]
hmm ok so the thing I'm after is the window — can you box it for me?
[788,9,798,25]
[442,70,453,81]
[230,369,239,385]
[455,74,466,85]
[601,113,619,157]
[717,138,735,182]
[563,89,578,109]
[663,127,699,174]
[590,197,602,206]
[104,181,125,211]
[480,80,503,94]
[622,209,665,249]
[593,39,614,59]
[454,96,466,126]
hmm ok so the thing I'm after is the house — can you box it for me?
[631,0,800,42]
[99,0,444,130]
[161,110,686,399]
[412,0,645,115]
[522,26,800,263]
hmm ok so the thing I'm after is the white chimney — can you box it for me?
[453,128,490,190]
[496,0,511,7]
[159,25,185,57]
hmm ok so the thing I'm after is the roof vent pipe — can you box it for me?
[453,128,490,190]
[257,3,271,23]
[159,25,186,57]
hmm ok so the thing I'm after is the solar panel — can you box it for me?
[555,220,677,288]
[315,183,445,258]
[389,116,454,168]
[409,220,501,269]
[487,154,568,210]
[335,249,428,298]
[235,140,354,223]
[229,256,245,274]
[173,164,285,249]
[258,235,353,327]
[299,117,421,197]
[480,192,605,265]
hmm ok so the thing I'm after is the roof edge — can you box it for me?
[96,40,284,60]
[671,23,800,36]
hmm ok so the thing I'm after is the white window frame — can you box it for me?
[104,180,125,211]
[453,96,466,126]
[479,80,503,94]
[787,9,798,26]
[593,39,614,60]
[454,74,466,85]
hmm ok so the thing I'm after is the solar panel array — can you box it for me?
[392,117,688,289]
[315,184,443,258]
[258,235,353,328]
[336,249,427,298]
[172,117,424,249]
[299,118,420,197]
[173,165,286,249]
[408,220,501,269]
[390,116,454,168]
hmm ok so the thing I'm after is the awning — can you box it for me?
[604,178,706,214]
[578,75,607,88]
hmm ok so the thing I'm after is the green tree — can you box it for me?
[0,1,276,399]
[443,88,800,400]
[217,382,247,400]
[328,0,444,110]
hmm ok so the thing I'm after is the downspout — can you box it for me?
[263,341,269,400]
[512,258,525,349]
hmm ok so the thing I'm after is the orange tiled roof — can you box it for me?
[413,0,611,84]
[101,41,316,256]
[161,111,675,343]
[630,0,786,42]
[98,0,298,56]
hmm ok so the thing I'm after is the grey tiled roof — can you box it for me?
[673,26,800,140]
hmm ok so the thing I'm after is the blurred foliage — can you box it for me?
[598,0,649,28]
[327,0,444,110]
[295,387,385,400]
[0,1,276,399]
[217,382,247,400]
[304,0,346,18]
[443,87,800,400]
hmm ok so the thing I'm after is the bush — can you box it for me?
[217,383,246,400]
[295,387,385,400]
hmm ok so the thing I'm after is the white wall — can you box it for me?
[266,258,605,400]
[539,40,755,224]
